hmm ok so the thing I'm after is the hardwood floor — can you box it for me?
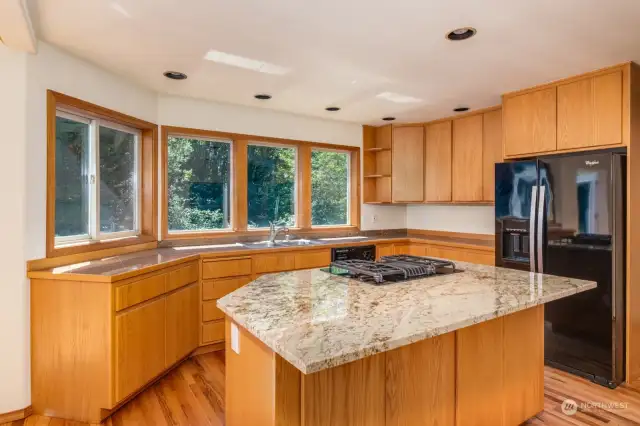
[4,351,640,426]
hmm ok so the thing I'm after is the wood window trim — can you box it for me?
[161,125,361,240]
[46,90,158,258]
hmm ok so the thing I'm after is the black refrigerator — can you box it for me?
[494,149,626,388]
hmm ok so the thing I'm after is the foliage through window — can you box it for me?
[247,144,296,228]
[167,136,231,232]
[54,110,140,245]
[311,150,350,226]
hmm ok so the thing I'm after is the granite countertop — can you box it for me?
[217,262,596,374]
[28,233,493,280]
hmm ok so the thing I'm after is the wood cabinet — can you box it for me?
[294,249,331,269]
[503,87,557,157]
[376,243,394,259]
[363,125,392,203]
[115,297,166,403]
[557,71,623,150]
[482,109,503,202]
[166,283,199,366]
[452,115,483,202]
[392,126,424,202]
[425,121,452,202]
[253,252,296,273]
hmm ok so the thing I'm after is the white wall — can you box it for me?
[407,205,495,235]
[0,44,30,413]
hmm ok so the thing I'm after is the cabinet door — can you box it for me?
[557,77,594,150]
[376,243,394,259]
[424,121,452,202]
[482,110,503,202]
[392,126,424,202]
[593,71,623,147]
[166,283,199,366]
[452,115,483,202]
[503,88,557,157]
[115,298,166,402]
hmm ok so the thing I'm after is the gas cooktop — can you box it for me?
[322,255,460,284]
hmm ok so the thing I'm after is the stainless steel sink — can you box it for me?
[248,239,320,248]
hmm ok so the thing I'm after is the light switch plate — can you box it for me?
[231,322,240,354]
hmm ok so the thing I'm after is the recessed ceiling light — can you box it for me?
[325,107,341,112]
[204,50,291,75]
[255,94,272,100]
[376,92,423,104]
[446,27,477,41]
[163,71,187,80]
[453,106,470,112]
[382,117,396,121]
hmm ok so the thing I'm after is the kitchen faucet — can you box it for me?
[268,221,289,245]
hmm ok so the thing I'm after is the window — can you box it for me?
[54,110,141,246]
[167,136,232,232]
[247,144,296,228]
[311,149,350,226]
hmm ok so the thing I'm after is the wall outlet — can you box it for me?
[372,214,378,223]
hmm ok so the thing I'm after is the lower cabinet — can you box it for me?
[115,297,167,403]
[166,283,199,366]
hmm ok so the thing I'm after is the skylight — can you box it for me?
[203,50,291,75]
[376,92,423,103]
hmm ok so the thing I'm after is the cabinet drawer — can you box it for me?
[167,262,199,292]
[253,253,295,274]
[115,274,167,312]
[294,250,331,270]
[202,320,225,344]
[202,257,252,279]
[202,276,252,300]
[202,300,224,322]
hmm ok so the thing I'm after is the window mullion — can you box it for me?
[297,145,311,229]
[90,119,100,239]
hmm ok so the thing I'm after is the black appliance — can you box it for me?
[323,255,458,284]
[495,150,626,388]
[331,245,376,261]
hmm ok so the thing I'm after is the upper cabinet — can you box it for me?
[504,63,629,159]
[452,115,483,202]
[425,121,452,202]
[392,126,424,202]
[482,110,503,202]
[503,87,557,157]
[557,71,623,150]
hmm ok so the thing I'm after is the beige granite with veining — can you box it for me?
[217,261,596,374]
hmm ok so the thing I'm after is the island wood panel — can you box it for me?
[385,333,455,426]
[456,316,505,426]
[482,109,503,202]
[166,283,199,366]
[503,87,557,157]
[502,305,544,425]
[452,114,483,201]
[31,279,112,423]
[114,297,167,403]
[301,352,386,426]
[425,121,452,202]
[392,126,424,202]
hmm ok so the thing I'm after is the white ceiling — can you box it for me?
[29,0,640,125]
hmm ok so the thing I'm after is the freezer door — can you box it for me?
[540,153,622,386]
[494,161,538,270]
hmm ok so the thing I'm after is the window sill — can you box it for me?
[48,234,157,258]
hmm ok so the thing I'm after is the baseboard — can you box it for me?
[192,342,224,356]
[0,405,33,423]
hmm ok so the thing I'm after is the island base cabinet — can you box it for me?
[225,306,543,426]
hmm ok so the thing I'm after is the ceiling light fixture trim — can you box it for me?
[163,71,187,80]
[382,117,396,121]
[446,27,477,41]
[255,94,272,100]
[326,107,341,112]
[453,106,470,112]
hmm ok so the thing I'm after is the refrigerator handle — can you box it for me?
[529,186,538,273]
[537,185,545,274]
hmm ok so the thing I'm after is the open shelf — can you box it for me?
[363,125,393,203]
[364,174,391,178]
[364,147,391,152]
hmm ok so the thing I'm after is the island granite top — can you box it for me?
[217,261,596,374]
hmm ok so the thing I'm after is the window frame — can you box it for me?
[47,90,158,258]
[165,133,234,235]
[161,126,361,240]
[246,141,298,230]
[310,147,352,228]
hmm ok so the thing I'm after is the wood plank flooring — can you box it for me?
[4,351,640,426]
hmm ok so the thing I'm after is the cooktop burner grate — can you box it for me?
[328,255,458,284]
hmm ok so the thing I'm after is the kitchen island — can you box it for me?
[217,261,596,426]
